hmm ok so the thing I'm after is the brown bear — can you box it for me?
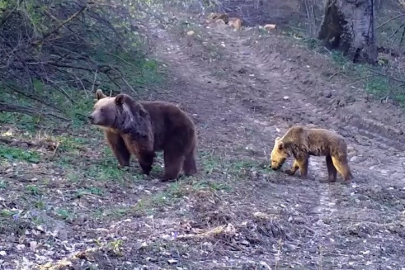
[228,17,242,30]
[88,89,198,182]
[270,125,353,182]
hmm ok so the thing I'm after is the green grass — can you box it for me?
[55,208,76,221]
[0,209,18,218]
[192,180,231,192]
[94,179,224,219]
[0,180,7,189]
[91,52,164,96]
[200,150,223,175]
[25,185,42,196]
[0,144,41,163]
[74,187,105,198]
[278,22,405,106]
[94,206,134,219]
[0,112,40,133]
[199,150,273,180]
[34,199,47,210]
[1,45,164,132]
[57,136,90,153]
[296,36,405,106]
[134,185,184,214]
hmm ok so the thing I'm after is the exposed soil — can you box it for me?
[1,3,405,270]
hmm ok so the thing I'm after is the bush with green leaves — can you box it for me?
[0,0,159,122]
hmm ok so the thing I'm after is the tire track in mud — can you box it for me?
[143,12,405,269]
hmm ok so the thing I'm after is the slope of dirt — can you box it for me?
[1,4,405,270]
[136,6,405,269]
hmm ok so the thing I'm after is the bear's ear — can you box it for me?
[115,94,126,106]
[278,141,284,150]
[275,136,281,142]
[115,93,135,106]
[96,89,107,100]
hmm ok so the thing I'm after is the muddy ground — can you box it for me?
[1,3,405,270]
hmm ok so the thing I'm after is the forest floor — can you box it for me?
[1,3,405,270]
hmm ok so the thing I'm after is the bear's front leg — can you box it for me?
[285,158,309,178]
[138,151,155,176]
[104,131,131,167]
[285,159,299,176]
[298,158,309,178]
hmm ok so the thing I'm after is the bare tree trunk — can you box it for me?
[318,0,377,64]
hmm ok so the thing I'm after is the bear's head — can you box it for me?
[270,137,290,170]
[88,89,150,136]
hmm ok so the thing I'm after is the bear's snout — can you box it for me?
[88,114,95,124]
[270,160,284,171]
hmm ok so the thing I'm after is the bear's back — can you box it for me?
[140,101,196,150]
[140,101,194,128]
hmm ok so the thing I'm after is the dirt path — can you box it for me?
[141,8,405,269]
[2,5,405,270]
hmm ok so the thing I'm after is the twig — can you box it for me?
[376,12,405,30]
[380,91,392,103]
[0,136,40,148]
[0,102,69,121]
[369,69,405,85]
[400,24,405,47]
[47,62,95,72]
[51,141,60,158]
[318,245,324,270]
[3,81,63,112]
[32,2,94,46]
[91,70,98,96]
[0,0,144,116]
[347,74,376,86]
[328,72,339,80]
[121,76,143,100]
[387,23,405,40]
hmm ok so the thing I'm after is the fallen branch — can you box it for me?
[0,102,69,121]
[369,69,405,85]
[0,136,13,145]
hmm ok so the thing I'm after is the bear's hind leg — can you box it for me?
[325,155,337,182]
[183,147,197,176]
[105,131,130,167]
[161,151,184,182]
[331,155,353,181]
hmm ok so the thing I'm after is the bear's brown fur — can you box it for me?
[270,125,353,182]
[88,89,198,182]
